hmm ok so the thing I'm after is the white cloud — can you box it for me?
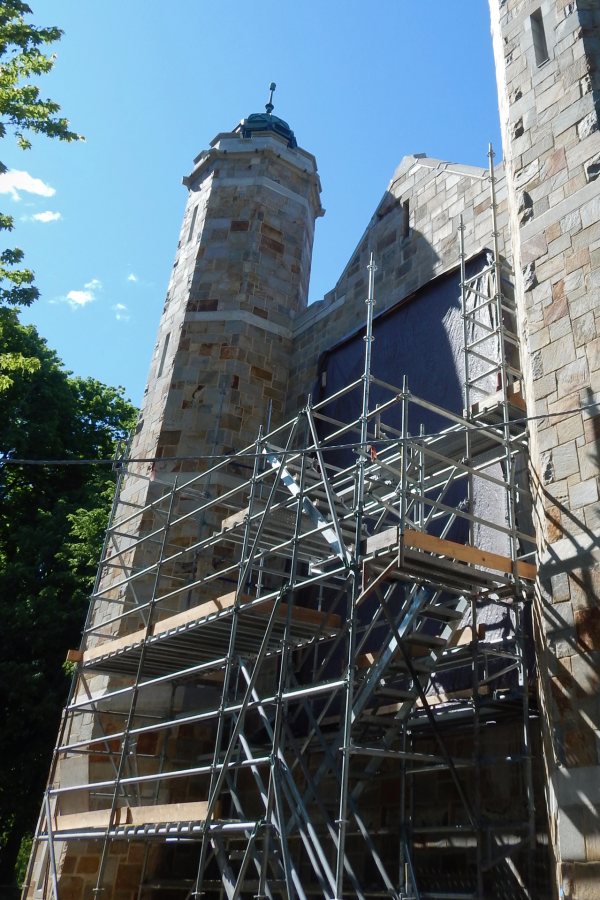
[32,210,61,223]
[112,302,130,322]
[58,277,102,310]
[126,272,138,283]
[0,169,55,201]
[66,289,94,308]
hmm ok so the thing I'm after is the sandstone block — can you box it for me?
[558,408,585,442]
[521,231,548,265]
[76,856,99,875]
[569,476,599,508]
[563,725,599,767]
[553,442,581,479]
[558,357,590,398]
[570,651,600,697]
[573,312,596,347]
[542,335,577,375]
[578,111,600,141]
[565,862,600,899]
[581,193,600,228]
[575,606,600,652]
[558,806,587,860]
[551,316,575,341]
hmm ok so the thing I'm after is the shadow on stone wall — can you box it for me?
[534,423,600,794]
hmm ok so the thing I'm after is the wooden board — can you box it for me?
[403,529,536,580]
[415,684,490,708]
[255,599,340,629]
[448,623,486,647]
[357,643,431,669]
[470,380,527,416]
[83,590,339,665]
[55,807,127,831]
[55,800,217,833]
[83,592,247,662]
[151,591,244,634]
[366,527,536,581]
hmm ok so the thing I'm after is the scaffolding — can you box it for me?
[26,153,548,900]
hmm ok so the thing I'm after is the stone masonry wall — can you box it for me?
[490,1,600,896]
[289,154,510,411]
[138,129,322,482]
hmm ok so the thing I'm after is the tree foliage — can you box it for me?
[0,1,81,393]
[0,1,78,148]
[0,313,137,889]
[0,6,132,889]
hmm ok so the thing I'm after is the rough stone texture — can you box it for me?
[87,128,322,630]
[490,0,600,893]
[289,155,509,410]
[134,128,323,476]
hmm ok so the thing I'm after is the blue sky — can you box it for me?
[5,1,502,407]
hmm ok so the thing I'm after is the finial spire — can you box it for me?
[265,82,276,115]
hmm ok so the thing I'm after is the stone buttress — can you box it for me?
[490,0,600,895]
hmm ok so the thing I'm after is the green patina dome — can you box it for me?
[238,83,297,148]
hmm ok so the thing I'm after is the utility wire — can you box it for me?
[1,401,597,468]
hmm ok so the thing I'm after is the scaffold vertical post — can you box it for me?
[459,213,474,545]
[44,792,59,900]
[335,253,376,898]
[398,374,409,569]
[193,427,266,897]
[93,478,178,897]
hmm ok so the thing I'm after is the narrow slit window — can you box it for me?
[531,9,549,66]
[402,200,410,238]
[187,205,198,242]
[157,332,170,378]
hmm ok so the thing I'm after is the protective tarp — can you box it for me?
[314,252,525,689]
[316,255,488,427]
[315,252,493,548]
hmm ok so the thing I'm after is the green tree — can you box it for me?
[0,5,119,888]
[0,6,127,888]
[0,312,137,890]
[0,1,80,389]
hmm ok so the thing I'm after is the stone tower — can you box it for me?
[91,93,324,630]
[24,96,323,899]
[131,92,323,489]
[490,1,600,895]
